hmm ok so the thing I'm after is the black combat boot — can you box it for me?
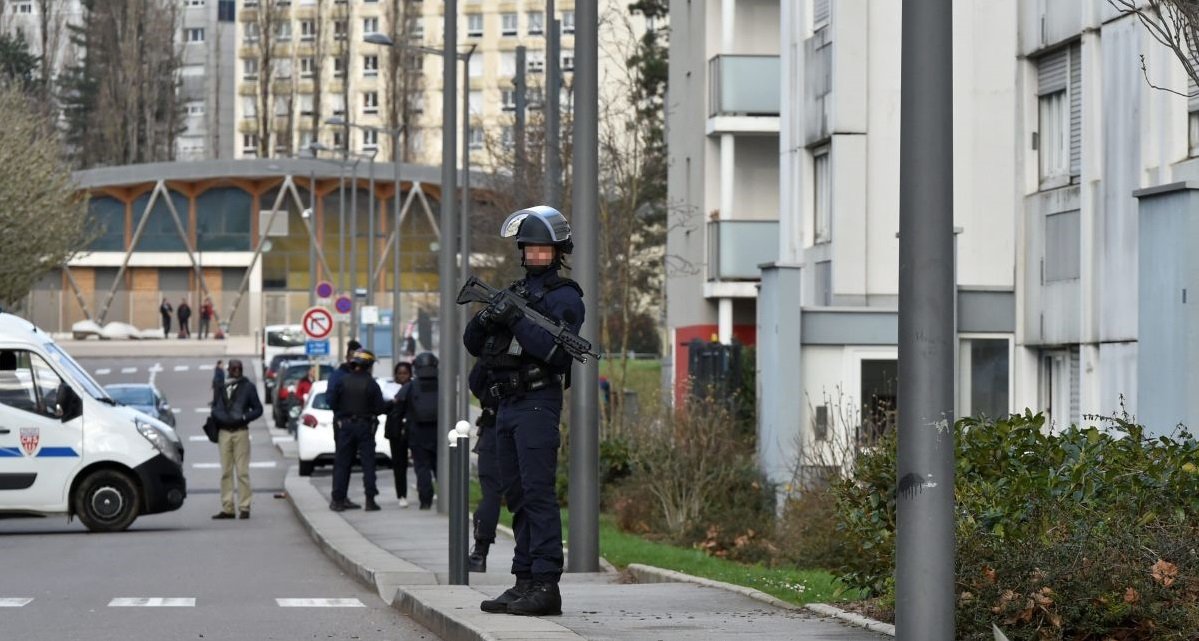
[364,496,381,512]
[468,541,490,573]
[480,578,533,614]
[506,581,562,617]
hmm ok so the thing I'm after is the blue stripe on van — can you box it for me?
[0,447,20,458]
[36,447,79,458]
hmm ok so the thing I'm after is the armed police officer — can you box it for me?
[464,206,585,617]
[468,359,501,573]
[396,352,440,510]
[326,349,385,512]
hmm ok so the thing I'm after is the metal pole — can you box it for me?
[392,131,403,361]
[896,1,955,639]
[309,170,317,308]
[459,48,473,421]
[515,46,527,192]
[350,160,360,342]
[367,156,376,351]
[448,422,470,585]
[437,0,460,514]
[545,2,561,205]
[338,161,347,357]
[566,0,599,573]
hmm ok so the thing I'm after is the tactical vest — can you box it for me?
[338,372,375,419]
[409,378,438,424]
[479,273,582,373]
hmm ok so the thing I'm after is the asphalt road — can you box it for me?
[0,355,438,641]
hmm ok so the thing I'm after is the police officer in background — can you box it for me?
[327,339,363,400]
[398,352,440,510]
[468,360,501,573]
[465,206,585,617]
[326,349,384,512]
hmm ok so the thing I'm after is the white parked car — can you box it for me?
[296,380,390,477]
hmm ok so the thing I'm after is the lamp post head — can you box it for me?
[364,32,395,47]
[326,116,348,127]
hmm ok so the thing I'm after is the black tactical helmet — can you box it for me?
[500,206,573,254]
[350,349,376,368]
[413,351,438,379]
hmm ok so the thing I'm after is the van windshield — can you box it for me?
[43,342,111,402]
[267,328,306,347]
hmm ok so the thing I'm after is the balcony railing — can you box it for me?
[708,55,780,118]
[707,220,779,281]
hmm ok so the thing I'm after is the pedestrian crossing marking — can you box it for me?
[173,365,190,372]
[148,364,164,373]
[94,368,111,376]
[188,435,209,442]
[0,598,32,607]
[275,598,365,608]
[120,367,138,374]
[108,598,195,607]
[250,461,277,469]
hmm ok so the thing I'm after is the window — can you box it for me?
[1189,71,1199,157]
[959,338,1010,419]
[410,93,425,114]
[526,85,544,107]
[185,27,205,43]
[527,11,543,35]
[244,0,258,5]
[275,58,292,79]
[333,57,345,78]
[501,88,516,111]
[331,93,345,116]
[502,12,518,36]
[363,54,379,76]
[500,51,516,77]
[468,54,482,78]
[299,93,314,116]
[813,0,830,30]
[813,147,831,244]
[562,11,574,35]
[0,350,65,419]
[186,0,206,6]
[501,125,513,149]
[1044,209,1080,282]
[299,129,314,150]
[242,96,257,119]
[363,17,379,34]
[527,52,544,74]
[363,91,378,114]
[332,130,344,149]
[274,95,289,116]
[218,0,235,21]
[300,56,315,78]
[468,90,482,116]
[469,126,484,150]
[300,19,315,41]
[243,57,259,80]
[14,3,32,15]
[467,14,483,38]
[244,22,260,42]
[859,359,897,443]
[362,128,379,151]
[562,50,574,72]
[187,102,205,116]
[275,21,290,42]
[334,19,347,40]
[409,17,424,39]
[1036,44,1080,186]
[242,134,260,154]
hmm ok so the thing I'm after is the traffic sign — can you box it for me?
[301,306,334,341]
[315,281,334,299]
[360,305,379,326]
[305,339,330,357]
[334,295,353,315]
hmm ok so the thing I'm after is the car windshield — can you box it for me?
[267,328,306,347]
[311,392,330,410]
[269,354,293,371]
[43,342,110,401]
[283,364,331,384]
[107,386,155,406]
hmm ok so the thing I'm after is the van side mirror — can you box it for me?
[58,385,82,422]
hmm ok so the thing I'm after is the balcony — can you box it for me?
[707,219,779,283]
[707,55,780,135]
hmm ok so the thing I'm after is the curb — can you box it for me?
[625,564,895,637]
[285,468,584,641]
[494,523,619,575]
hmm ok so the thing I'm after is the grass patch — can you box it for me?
[469,480,853,606]
[599,358,661,409]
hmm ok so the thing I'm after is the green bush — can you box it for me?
[832,412,1199,638]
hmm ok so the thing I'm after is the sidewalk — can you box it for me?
[284,463,893,641]
[56,335,258,358]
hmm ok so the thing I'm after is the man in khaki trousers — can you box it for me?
[210,360,263,519]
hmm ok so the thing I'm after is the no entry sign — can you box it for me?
[301,306,334,341]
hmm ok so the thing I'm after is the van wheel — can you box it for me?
[74,470,141,532]
[298,460,315,477]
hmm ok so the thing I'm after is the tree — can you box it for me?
[382,0,425,161]
[0,30,38,91]
[248,1,288,157]
[0,85,88,307]
[58,0,183,167]
[1111,0,1199,92]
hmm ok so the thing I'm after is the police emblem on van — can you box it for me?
[19,428,39,457]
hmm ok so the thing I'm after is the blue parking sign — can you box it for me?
[305,339,330,357]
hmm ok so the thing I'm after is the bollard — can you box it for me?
[448,420,472,585]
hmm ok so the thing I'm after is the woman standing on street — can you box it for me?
[159,298,173,338]
[384,361,413,508]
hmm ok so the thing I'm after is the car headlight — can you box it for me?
[135,419,182,465]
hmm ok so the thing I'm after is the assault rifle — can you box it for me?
[456,275,598,364]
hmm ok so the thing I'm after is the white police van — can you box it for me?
[0,313,186,532]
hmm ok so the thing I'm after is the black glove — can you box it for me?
[485,298,523,327]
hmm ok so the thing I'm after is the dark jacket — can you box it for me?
[327,369,386,421]
[384,381,409,441]
[178,303,191,322]
[211,377,263,429]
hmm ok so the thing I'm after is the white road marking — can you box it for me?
[188,435,210,442]
[94,368,111,376]
[272,436,293,445]
[192,461,277,469]
[148,364,164,373]
[194,408,210,413]
[250,461,277,469]
[171,408,182,414]
[275,598,365,608]
[173,365,190,372]
[198,364,214,371]
[108,598,195,607]
[120,367,137,374]
[0,598,33,607]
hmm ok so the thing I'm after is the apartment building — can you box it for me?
[669,0,1021,490]
[0,0,84,77]
[178,0,239,160]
